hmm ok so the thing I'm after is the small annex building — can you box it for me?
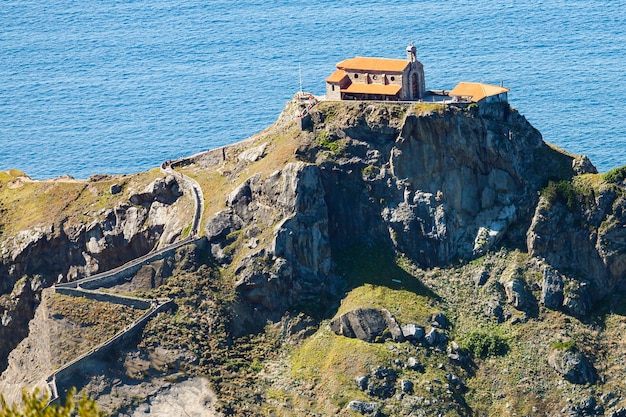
[448,82,510,104]
[326,44,426,101]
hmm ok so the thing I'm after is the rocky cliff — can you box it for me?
[0,172,191,373]
[203,101,586,323]
[1,97,626,417]
[528,170,626,313]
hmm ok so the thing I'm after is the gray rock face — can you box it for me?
[505,277,532,311]
[541,266,564,309]
[0,278,37,373]
[209,101,584,322]
[549,349,597,385]
[205,162,334,314]
[572,155,598,175]
[527,179,626,304]
[346,400,380,416]
[401,323,425,342]
[563,281,592,318]
[305,102,577,268]
[329,308,402,343]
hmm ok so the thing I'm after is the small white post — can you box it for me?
[299,63,303,96]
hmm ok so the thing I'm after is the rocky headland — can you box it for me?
[0,97,625,416]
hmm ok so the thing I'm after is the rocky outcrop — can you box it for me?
[527,178,626,302]
[302,102,580,268]
[205,162,335,316]
[128,175,182,206]
[549,349,597,385]
[0,175,186,290]
[199,101,589,325]
[346,400,380,416]
[0,175,188,374]
[0,277,38,373]
[541,266,565,310]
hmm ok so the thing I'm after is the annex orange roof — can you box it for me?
[341,83,402,96]
[326,69,348,83]
[337,56,409,73]
[448,82,510,102]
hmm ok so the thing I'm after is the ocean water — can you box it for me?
[1,0,625,179]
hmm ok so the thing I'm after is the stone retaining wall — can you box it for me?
[56,237,206,290]
[46,299,173,403]
[54,288,153,310]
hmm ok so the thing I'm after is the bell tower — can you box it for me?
[406,42,417,62]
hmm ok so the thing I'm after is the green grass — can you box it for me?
[331,245,439,324]
[181,223,192,238]
[550,339,577,351]
[603,165,626,184]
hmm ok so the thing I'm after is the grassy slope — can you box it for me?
[0,169,162,242]
[47,293,146,368]
[256,247,626,416]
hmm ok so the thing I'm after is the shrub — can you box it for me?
[603,166,626,184]
[0,388,103,417]
[541,180,577,210]
[460,330,509,359]
[317,130,340,154]
[550,340,576,351]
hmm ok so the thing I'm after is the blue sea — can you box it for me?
[1,0,625,179]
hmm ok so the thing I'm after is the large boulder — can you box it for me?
[129,175,182,206]
[505,277,532,311]
[549,349,597,385]
[541,266,564,310]
[424,327,447,346]
[330,308,403,343]
[401,323,425,342]
[346,400,380,416]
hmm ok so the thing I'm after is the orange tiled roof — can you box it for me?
[337,57,409,73]
[448,82,510,102]
[341,83,402,96]
[326,69,348,83]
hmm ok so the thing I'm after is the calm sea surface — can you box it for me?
[1,0,625,179]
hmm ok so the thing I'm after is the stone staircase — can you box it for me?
[45,164,205,406]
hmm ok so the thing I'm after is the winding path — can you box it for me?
[45,164,204,406]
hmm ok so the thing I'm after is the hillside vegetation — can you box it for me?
[1,97,626,417]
